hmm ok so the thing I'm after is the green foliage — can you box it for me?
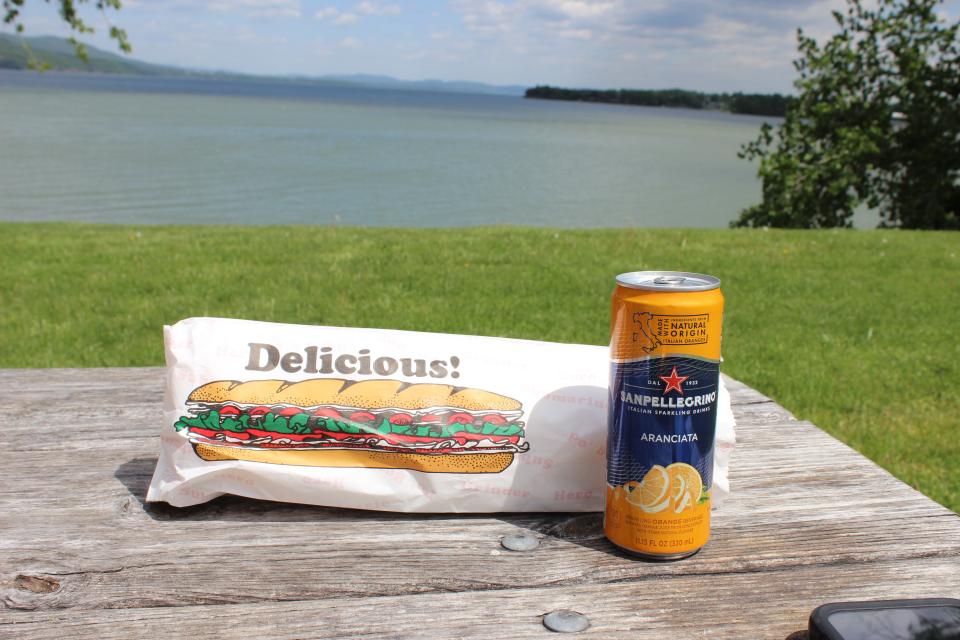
[2,0,130,67]
[525,85,793,117]
[736,0,960,229]
[1,223,958,512]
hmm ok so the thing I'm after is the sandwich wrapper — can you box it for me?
[147,317,735,512]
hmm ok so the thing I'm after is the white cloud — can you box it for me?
[444,0,864,90]
[340,36,362,48]
[557,28,592,39]
[333,12,359,25]
[314,1,399,25]
[457,1,514,35]
[315,6,358,24]
[356,1,401,16]
[538,1,616,20]
[208,0,300,18]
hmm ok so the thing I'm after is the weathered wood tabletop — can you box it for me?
[1,368,958,639]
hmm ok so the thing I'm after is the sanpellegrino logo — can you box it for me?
[607,355,719,488]
[619,389,717,410]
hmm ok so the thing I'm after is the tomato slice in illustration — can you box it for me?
[481,414,507,425]
[389,413,414,426]
[312,408,342,419]
[349,411,377,423]
[277,407,303,417]
[219,405,241,417]
[247,406,271,418]
[446,412,474,425]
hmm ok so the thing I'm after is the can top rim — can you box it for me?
[616,271,721,292]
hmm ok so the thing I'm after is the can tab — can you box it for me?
[615,271,720,292]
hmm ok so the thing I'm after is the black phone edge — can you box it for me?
[809,598,960,640]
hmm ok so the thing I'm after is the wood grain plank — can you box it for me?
[2,556,959,639]
[2,511,957,613]
[2,420,956,611]
[3,366,958,639]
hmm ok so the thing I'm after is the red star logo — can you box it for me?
[659,366,688,395]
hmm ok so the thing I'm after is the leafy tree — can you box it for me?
[735,0,960,229]
[3,0,130,65]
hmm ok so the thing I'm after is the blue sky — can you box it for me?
[7,0,960,92]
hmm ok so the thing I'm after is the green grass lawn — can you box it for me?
[2,223,957,511]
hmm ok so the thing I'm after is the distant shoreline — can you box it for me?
[0,33,525,97]
[525,85,792,118]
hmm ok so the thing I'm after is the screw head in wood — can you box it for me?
[543,609,590,633]
[500,533,540,552]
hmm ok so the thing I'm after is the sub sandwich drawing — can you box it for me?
[174,378,528,473]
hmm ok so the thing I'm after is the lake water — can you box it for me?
[1,70,775,227]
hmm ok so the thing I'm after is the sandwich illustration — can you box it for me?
[174,378,528,473]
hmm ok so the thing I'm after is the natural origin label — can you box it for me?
[631,313,711,353]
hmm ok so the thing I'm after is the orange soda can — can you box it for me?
[604,271,723,559]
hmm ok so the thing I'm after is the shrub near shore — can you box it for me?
[1,223,957,513]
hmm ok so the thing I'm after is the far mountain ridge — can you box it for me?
[0,33,526,96]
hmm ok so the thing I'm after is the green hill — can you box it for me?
[0,33,175,74]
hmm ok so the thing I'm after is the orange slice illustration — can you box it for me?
[666,462,703,513]
[626,465,670,513]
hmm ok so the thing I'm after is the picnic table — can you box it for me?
[2,367,959,639]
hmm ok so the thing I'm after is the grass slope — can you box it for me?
[2,223,957,511]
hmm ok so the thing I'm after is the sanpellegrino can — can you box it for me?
[605,271,723,559]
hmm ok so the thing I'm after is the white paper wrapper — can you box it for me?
[147,317,735,512]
